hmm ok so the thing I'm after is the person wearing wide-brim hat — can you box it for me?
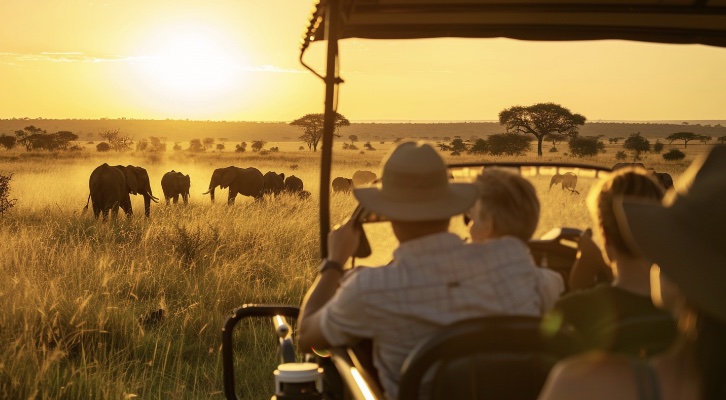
[540,145,726,400]
[298,141,564,399]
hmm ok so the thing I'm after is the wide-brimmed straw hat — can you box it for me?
[354,141,478,221]
[615,145,726,323]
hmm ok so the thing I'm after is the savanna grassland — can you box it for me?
[0,133,711,399]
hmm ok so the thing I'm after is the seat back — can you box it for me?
[398,316,582,400]
[596,313,677,358]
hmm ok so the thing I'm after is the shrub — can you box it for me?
[259,150,270,156]
[0,173,17,216]
[568,136,605,157]
[467,138,489,155]
[96,142,111,152]
[270,147,279,152]
[299,146,305,151]
[0,134,16,150]
[623,132,650,161]
[615,150,627,160]
[653,140,664,154]
[487,133,531,156]
[663,148,686,161]
[549,147,558,153]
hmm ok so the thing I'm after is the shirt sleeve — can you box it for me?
[318,269,374,347]
[535,268,566,313]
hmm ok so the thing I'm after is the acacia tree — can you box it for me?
[100,129,133,151]
[290,112,350,152]
[697,135,712,145]
[719,136,726,145]
[499,103,586,156]
[665,132,698,148]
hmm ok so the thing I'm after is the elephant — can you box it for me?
[284,175,304,193]
[612,163,673,190]
[85,163,159,220]
[612,162,646,171]
[332,177,354,194]
[549,172,579,194]
[202,166,264,204]
[652,172,674,190]
[263,171,285,196]
[352,170,377,186]
[161,170,191,205]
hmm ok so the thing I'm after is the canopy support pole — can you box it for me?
[319,0,341,259]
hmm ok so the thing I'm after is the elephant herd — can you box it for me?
[85,164,308,220]
[332,170,378,194]
[548,163,674,196]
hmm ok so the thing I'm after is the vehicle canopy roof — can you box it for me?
[302,0,726,54]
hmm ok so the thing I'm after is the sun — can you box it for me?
[131,23,247,105]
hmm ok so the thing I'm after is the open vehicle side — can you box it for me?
[223,1,726,399]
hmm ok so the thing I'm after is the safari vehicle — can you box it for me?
[222,1,726,399]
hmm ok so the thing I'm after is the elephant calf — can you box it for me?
[161,170,191,205]
[263,171,285,196]
[549,172,579,194]
[332,177,354,194]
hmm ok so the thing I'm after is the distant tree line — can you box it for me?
[0,126,79,151]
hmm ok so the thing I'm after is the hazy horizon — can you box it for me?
[1,1,725,121]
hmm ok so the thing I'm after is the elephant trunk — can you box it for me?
[203,187,216,202]
[143,194,151,217]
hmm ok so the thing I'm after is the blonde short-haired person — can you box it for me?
[539,145,726,400]
[298,142,563,399]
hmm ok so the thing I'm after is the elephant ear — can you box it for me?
[121,166,139,194]
[220,168,236,189]
[279,173,285,181]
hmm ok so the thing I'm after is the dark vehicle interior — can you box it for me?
[223,1,726,399]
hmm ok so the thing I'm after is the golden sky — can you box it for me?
[1,0,725,122]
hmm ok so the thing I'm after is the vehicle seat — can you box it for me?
[397,316,583,400]
[594,313,677,358]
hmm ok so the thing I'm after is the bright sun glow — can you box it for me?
[131,23,247,111]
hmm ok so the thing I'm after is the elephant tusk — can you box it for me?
[202,190,211,195]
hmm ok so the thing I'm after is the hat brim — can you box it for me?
[354,183,478,222]
[617,198,726,322]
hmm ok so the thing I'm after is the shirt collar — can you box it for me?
[392,232,465,260]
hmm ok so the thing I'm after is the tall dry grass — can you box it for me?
[0,141,704,398]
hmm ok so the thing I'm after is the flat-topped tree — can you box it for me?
[665,132,698,148]
[499,103,586,156]
[290,112,350,152]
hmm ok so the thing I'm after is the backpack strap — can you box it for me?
[630,358,662,400]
